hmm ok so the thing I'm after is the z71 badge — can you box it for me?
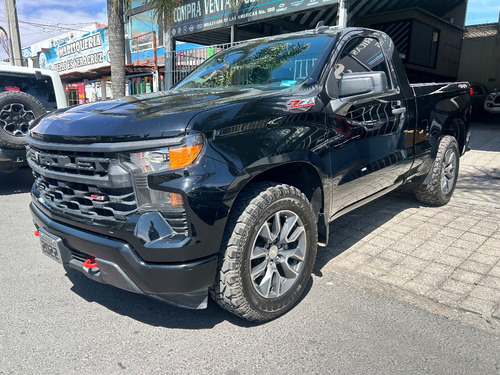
[287,98,315,110]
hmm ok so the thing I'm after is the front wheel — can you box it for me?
[213,183,317,322]
[414,135,460,206]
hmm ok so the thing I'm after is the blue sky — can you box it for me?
[0,0,499,61]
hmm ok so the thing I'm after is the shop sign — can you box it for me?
[38,28,110,74]
[172,0,338,37]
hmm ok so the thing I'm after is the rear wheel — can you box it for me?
[213,183,317,322]
[414,135,460,206]
[0,91,46,149]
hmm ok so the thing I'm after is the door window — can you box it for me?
[333,37,393,90]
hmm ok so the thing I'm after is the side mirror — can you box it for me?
[325,71,390,116]
[339,71,389,99]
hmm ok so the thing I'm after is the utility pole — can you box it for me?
[3,0,22,66]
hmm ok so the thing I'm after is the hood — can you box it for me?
[29,88,286,143]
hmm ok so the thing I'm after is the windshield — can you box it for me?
[175,34,336,90]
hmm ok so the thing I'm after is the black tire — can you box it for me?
[0,91,46,149]
[213,182,318,322]
[414,135,460,206]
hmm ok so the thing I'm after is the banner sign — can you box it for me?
[22,46,31,60]
[0,26,9,58]
[38,28,110,74]
[172,0,338,37]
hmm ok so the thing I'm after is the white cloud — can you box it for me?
[0,0,107,59]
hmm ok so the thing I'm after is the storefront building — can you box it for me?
[23,0,469,102]
[127,0,468,86]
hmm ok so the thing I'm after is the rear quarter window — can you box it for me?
[0,72,57,110]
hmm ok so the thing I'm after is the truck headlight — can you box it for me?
[120,133,204,211]
[128,133,204,173]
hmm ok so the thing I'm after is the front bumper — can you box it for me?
[31,202,218,309]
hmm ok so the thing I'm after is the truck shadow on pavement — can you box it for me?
[0,167,34,195]
[65,267,314,328]
[313,188,422,277]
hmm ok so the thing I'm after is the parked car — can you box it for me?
[484,88,500,117]
[27,27,470,321]
[470,82,488,117]
[0,64,67,172]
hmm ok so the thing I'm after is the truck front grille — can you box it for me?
[28,144,189,235]
[35,174,137,222]
[27,146,112,176]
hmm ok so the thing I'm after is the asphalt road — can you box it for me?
[1,167,500,374]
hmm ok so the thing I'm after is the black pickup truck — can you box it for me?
[27,27,471,321]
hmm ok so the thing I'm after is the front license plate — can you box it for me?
[40,231,63,264]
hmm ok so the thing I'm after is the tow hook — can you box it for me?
[83,257,99,274]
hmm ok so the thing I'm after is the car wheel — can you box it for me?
[213,182,317,322]
[0,91,46,149]
[414,135,460,206]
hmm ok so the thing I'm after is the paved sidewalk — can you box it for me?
[318,121,500,325]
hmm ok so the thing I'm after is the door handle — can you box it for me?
[392,106,407,115]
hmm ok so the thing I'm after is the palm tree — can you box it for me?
[145,0,180,90]
[107,0,127,98]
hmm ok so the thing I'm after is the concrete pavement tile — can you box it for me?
[391,224,415,235]
[434,253,465,268]
[367,257,394,272]
[492,305,500,321]
[378,230,406,241]
[365,235,395,249]
[459,260,492,274]
[483,237,500,249]
[488,266,500,279]
[450,269,482,284]
[451,238,480,251]
[470,285,500,303]
[476,243,500,256]
[338,237,366,251]
[467,252,500,266]
[423,263,455,277]
[416,223,442,235]
[479,275,500,290]
[412,271,448,287]
[410,247,439,261]
[333,227,367,240]
[446,218,477,231]
[389,242,418,255]
[356,242,385,256]
[401,280,434,295]
[356,264,387,278]
[459,296,497,316]
[438,227,466,238]
[330,259,358,271]
[443,247,475,259]
[428,289,464,306]
[390,265,419,279]
[378,249,407,263]
[400,235,426,247]
[459,232,489,245]
[441,279,474,294]
[398,256,430,272]
[346,251,373,265]
[418,240,450,253]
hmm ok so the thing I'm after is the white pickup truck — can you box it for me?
[0,64,67,172]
